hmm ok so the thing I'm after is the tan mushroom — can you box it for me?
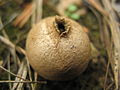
[26,16,91,81]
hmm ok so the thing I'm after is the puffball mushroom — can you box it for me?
[26,16,91,81]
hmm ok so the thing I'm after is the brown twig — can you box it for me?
[35,0,43,23]
[0,35,18,68]
[0,65,47,84]
[16,46,26,55]
[14,62,28,90]
[0,36,14,49]
[0,65,26,81]
[106,82,114,90]
[87,0,108,16]
[7,54,12,89]
[13,3,33,28]
[12,61,26,90]
[102,0,120,89]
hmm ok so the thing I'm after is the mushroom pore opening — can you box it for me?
[56,20,66,33]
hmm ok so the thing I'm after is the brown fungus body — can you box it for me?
[26,16,91,81]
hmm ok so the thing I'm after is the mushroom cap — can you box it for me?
[26,16,91,81]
